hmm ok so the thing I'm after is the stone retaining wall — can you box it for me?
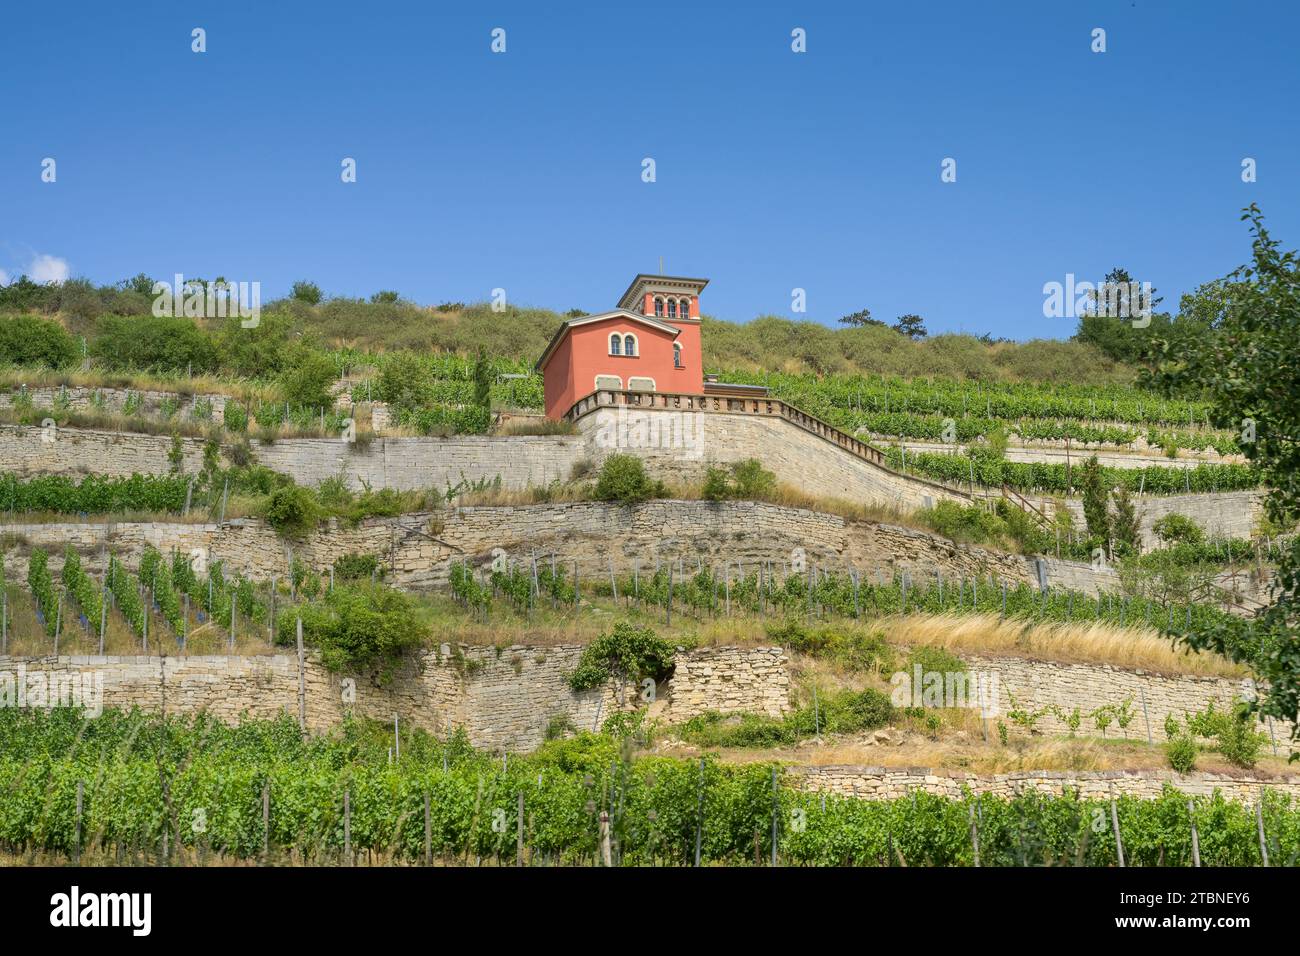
[0,644,790,753]
[963,653,1295,747]
[792,766,1300,801]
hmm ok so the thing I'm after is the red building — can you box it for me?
[536,274,708,419]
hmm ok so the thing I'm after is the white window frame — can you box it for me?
[621,332,638,356]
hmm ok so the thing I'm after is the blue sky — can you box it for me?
[1,0,1296,341]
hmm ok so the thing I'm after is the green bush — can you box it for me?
[333,553,381,581]
[90,314,218,373]
[907,644,967,676]
[568,621,676,691]
[276,582,427,682]
[222,401,247,432]
[290,281,322,305]
[0,315,79,368]
[279,350,337,409]
[1217,710,1265,769]
[700,459,777,500]
[1153,513,1205,546]
[1166,734,1198,774]
[764,620,894,674]
[262,484,322,536]
[375,352,435,409]
[592,454,665,504]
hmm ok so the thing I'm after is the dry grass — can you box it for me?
[0,367,272,400]
[873,611,1243,678]
[686,728,1296,776]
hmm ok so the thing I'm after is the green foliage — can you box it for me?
[592,454,665,504]
[276,583,427,682]
[679,689,895,747]
[764,620,894,675]
[26,549,59,636]
[0,472,189,515]
[472,350,492,409]
[568,622,676,691]
[222,400,247,433]
[884,447,1257,497]
[1,708,1296,866]
[701,458,777,501]
[1153,513,1205,546]
[1110,485,1141,556]
[907,644,966,676]
[90,314,218,374]
[1166,734,1198,774]
[60,547,103,630]
[0,315,79,368]
[375,351,435,409]
[1142,206,1300,739]
[290,280,322,304]
[1079,456,1109,541]
[1217,709,1265,769]
[278,348,337,409]
[106,556,145,637]
[262,484,323,536]
[333,552,380,582]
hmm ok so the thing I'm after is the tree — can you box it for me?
[1110,486,1141,556]
[838,308,883,327]
[1144,204,1300,746]
[376,352,434,409]
[892,314,928,340]
[290,280,322,305]
[279,348,337,408]
[370,290,400,304]
[472,350,492,409]
[1079,456,1109,544]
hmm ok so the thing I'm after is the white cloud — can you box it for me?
[28,254,70,284]
[0,269,9,286]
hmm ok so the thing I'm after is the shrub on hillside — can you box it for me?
[90,314,218,373]
[1166,734,1198,774]
[290,281,322,305]
[592,454,665,504]
[568,621,676,691]
[276,582,426,683]
[701,458,777,501]
[262,484,322,535]
[1153,513,1205,546]
[0,315,79,368]
[375,351,435,409]
[279,349,337,409]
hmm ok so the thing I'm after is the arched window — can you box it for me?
[609,333,621,356]
[667,299,677,318]
[680,299,691,318]
[653,298,664,317]
[673,342,683,368]
[623,334,637,356]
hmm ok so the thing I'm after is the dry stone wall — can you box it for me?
[0,644,790,753]
[0,502,1048,594]
[793,766,1300,801]
[962,653,1295,747]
